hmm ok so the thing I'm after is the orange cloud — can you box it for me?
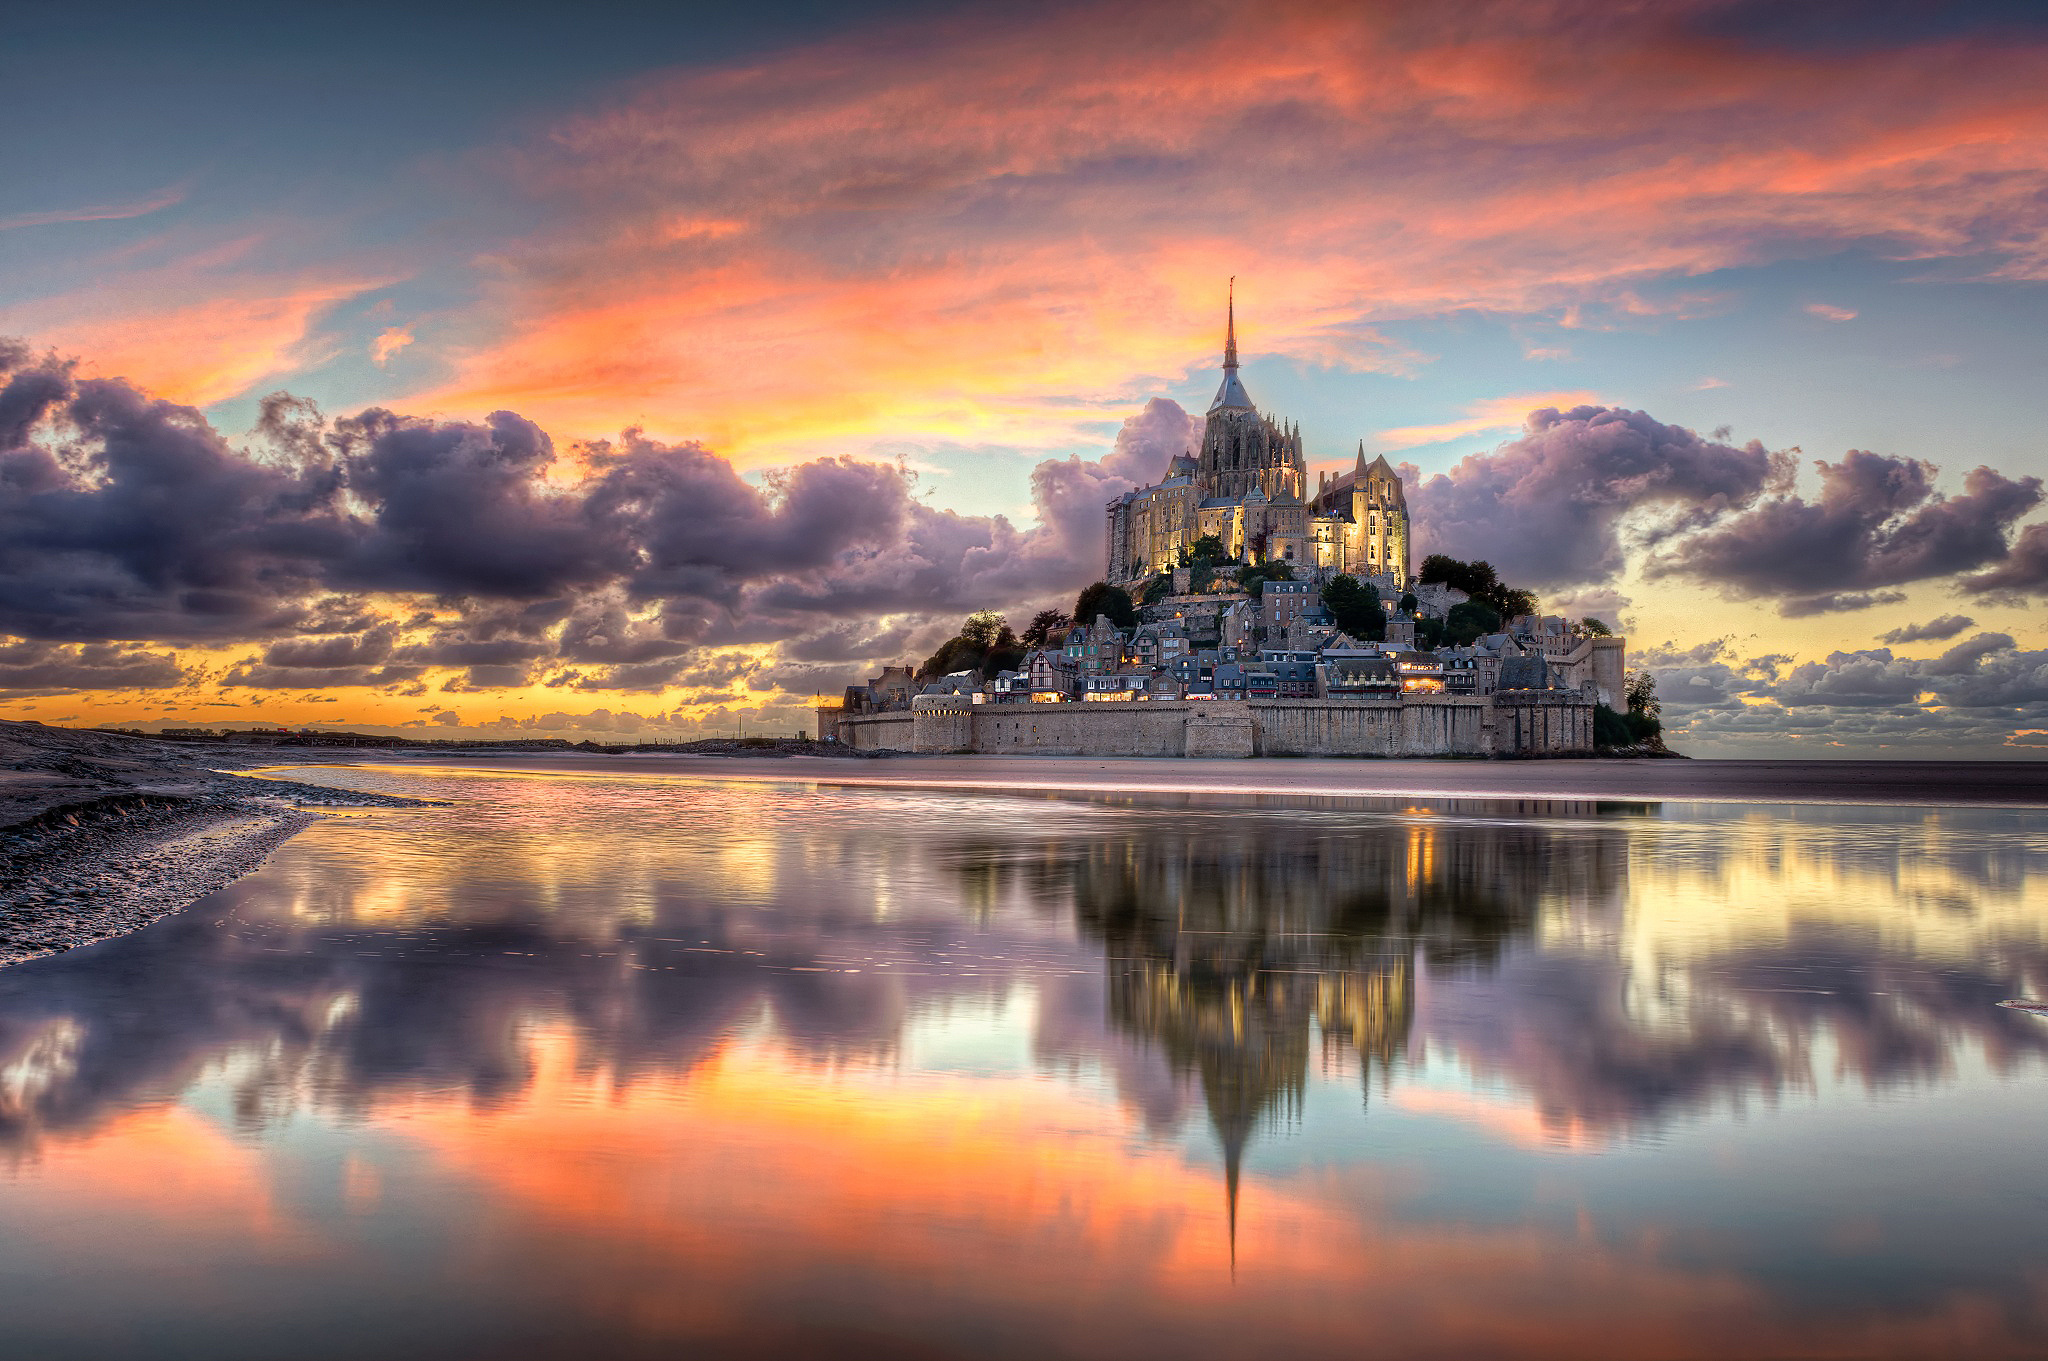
[367,1027,2044,1356]
[399,2,2048,460]
[1377,391,1602,449]
[3,278,381,408]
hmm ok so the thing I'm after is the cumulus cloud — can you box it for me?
[1402,406,1785,589]
[1647,452,2041,614]
[11,332,2048,761]
[1960,522,2048,598]
[1645,630,2048,754]
[0,348,351,642]
[1879,615,1976,645]
[1028,398,1200,571]
[0,341,1163,708]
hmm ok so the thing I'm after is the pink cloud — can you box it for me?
[399,1,2048,453]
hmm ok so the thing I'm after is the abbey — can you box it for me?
[1105,291,1411,593]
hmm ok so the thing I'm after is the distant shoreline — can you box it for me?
[8,718,2046,971]
[249,750,2048,810]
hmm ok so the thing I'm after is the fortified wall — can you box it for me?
[826,694,1593,758]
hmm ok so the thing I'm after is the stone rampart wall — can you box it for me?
[941,700,1192,756]
[1492,692,1594,755]
[837,712,916,751]
[830,694,1594,757]
[1248,699,1489,756]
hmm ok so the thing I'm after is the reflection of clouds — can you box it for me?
[0,771,2043,1170]
[2,773,2048,1353]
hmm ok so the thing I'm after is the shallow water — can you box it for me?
[1,762,2045,1359]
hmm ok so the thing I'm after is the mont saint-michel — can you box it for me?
[824,296,1635,759]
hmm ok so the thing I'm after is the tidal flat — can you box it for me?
[1,759,2045,1359]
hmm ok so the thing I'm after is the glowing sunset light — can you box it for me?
[1,0,2046,746]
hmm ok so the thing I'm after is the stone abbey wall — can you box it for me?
[830,694,1593,758]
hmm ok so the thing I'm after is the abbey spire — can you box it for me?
[1106,282,1410,588]
[1224,276,1238,370]
[1208,279,1254,414]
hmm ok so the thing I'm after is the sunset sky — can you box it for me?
[4,0,2048,754]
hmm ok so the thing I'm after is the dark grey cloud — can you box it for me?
[0,354,351,643]
[1401,405,1786,589]
[9,336,2048,753]
[260,627,397,670]
[1879,614,1976,644]
[1648,452,2042,614]
[0,640,190,698]
[1647,630,2048,752]
[330,408,634,600]
[1960,522,2048,598]
[589,434,913,600]
[1777,589,1910,617]
[0,342,1123,696]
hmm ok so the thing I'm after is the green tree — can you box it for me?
[919,613,1028,680]
[1593,705,1635,748]
[1184,535,1231,592]
[1398,592,1418,614]
[960,609,1007,650]
[1019,609,1071,649]
[1620,669,1663,742]
[1625,669,1660,720]
[1321,574,1385,641]
[1577,616,1613,637]
[1418,554,1538,620]
[983,624,1025,678]
[1073,581,1137,630]
[1140,575,1172,606]
[1442,600,1504,647]
[1234,560,1294,598]
[1418,554,1498,599]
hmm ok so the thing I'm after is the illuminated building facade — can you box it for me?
[1106,287,1412,591]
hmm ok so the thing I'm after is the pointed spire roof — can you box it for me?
[1224,277,1238,371]
[1354,440,1368,476]
[1208,278,1254,414]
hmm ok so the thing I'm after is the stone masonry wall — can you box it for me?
[1248,698,1490,756]
[831,694,1594,757]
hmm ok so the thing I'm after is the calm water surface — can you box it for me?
[2,760,2045,1359]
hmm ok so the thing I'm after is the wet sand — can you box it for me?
[0,721,431,966]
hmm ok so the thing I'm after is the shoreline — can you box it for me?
[252,749,2048,811]
[0,803,319,966]
[7,719,2047,969]
[1,720,436,969]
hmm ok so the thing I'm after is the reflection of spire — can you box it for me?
[1225,1129,1240,1281]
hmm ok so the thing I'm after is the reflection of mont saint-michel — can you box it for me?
[953,802,1633,1252]
[824,292,1627,759]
